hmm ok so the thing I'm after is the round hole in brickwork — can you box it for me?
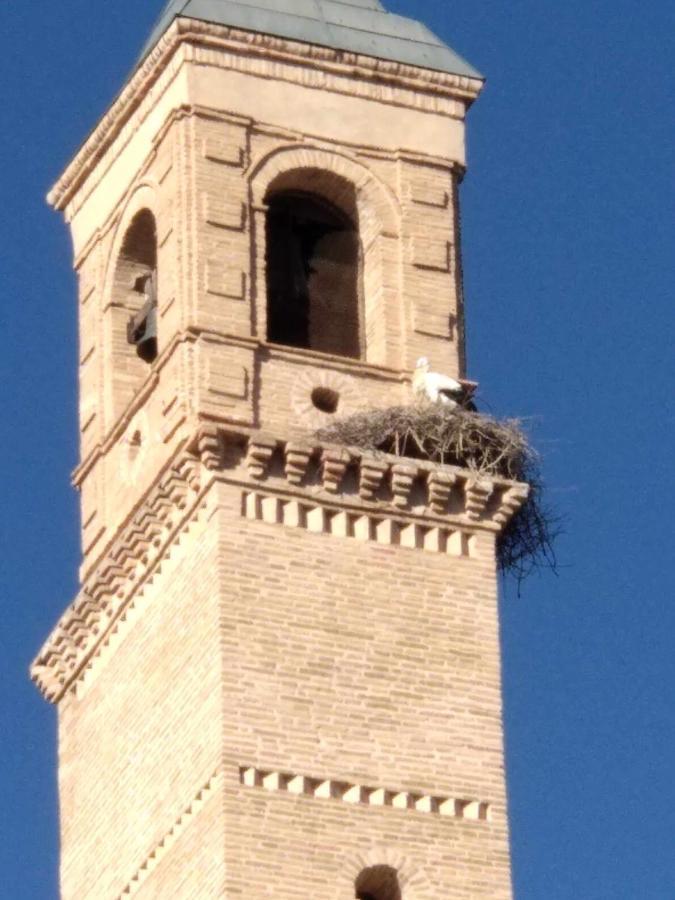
[311,387,340,415]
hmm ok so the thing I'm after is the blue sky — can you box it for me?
[1,1,673,897]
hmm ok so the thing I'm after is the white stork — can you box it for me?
[413,357,465,408]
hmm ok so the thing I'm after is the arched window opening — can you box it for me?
[118,209,158,364]
[265,189,362,359]
[355,865,402,900]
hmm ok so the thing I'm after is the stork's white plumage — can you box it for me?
[413,357,464,408]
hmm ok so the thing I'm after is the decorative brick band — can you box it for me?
[31,455,201,702]
[118,769,223,898]
[239,766,490,823]
[237,433,529,531]
[242,491,473,557]
[32,424,529,704]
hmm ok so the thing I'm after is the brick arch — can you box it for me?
[249,146,402,366]
[103,182,161,427]
[249,144,400,241]
[104,182,160,293]
[342,846,435,900]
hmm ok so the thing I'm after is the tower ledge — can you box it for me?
[31,423,527,704]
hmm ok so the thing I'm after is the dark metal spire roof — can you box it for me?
[139,0,481,79]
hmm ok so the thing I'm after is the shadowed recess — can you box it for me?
[355,865,402,900]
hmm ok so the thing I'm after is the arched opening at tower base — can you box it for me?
[355,864,403,900]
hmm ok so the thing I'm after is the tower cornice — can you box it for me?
[48,17,483,213]
[31,422,527,704]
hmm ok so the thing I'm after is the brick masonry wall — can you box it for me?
[224,790,510,899]
[217,518,505,799]
[254,350,407,437]
[213,481,511,898]
[133,787,227,899]
[57,508,224,899]
[54,475,511,898]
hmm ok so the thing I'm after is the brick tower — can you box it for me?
[32,3,527,897]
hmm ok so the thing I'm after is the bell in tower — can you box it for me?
[31,2,525,898]
[127,272,158,363]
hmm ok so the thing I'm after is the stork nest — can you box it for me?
[316,404,558,585]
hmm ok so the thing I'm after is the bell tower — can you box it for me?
[33,2,525,897]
